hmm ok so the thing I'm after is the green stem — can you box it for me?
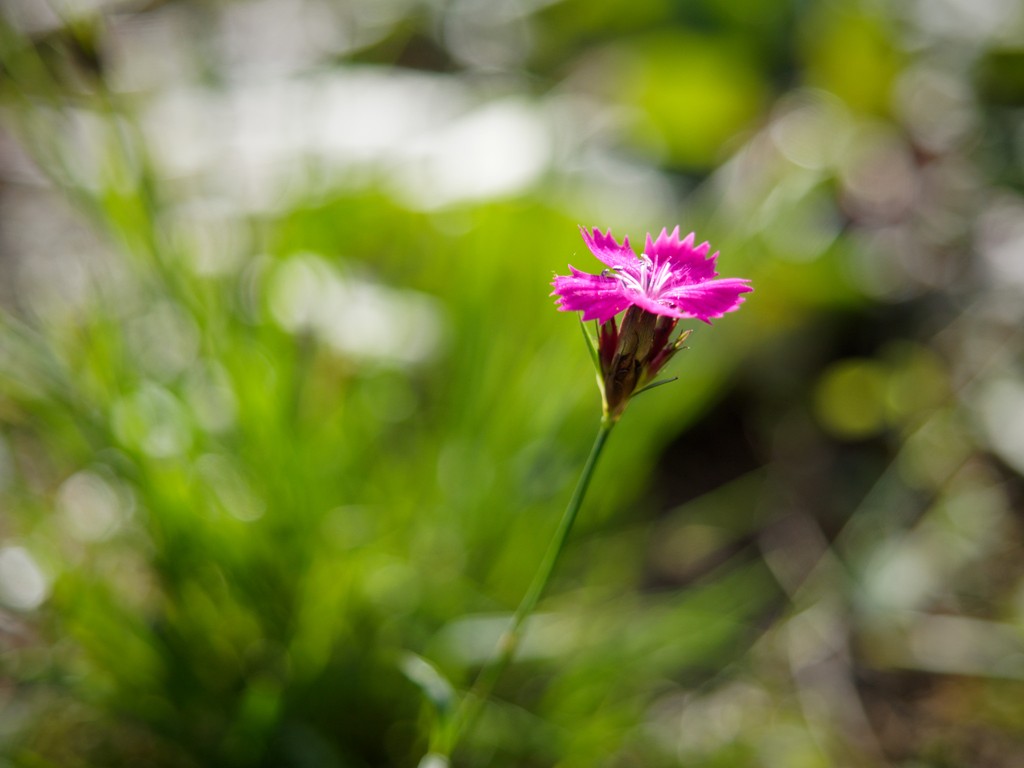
[430,416,616,762]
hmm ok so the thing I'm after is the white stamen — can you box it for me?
[616,254,673,298]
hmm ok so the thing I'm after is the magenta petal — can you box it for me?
[624,290,688,319]
[662,278,753,322]
[580,295,634,324]
[579,227,638,270]
[644,227,718,282]
[552,267,632,323]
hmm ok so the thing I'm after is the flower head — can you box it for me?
[552,226,752,325]
[552,226,752,420]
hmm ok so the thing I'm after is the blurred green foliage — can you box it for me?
[1,0,1024,766]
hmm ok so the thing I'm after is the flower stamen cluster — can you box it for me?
[615,255,675,299]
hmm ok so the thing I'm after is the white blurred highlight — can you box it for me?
[978,377,1024,475]
[269,253,444,366]
[57,471,128,542]
[0,546,48,611]
[391,99,551,209]
[979,193,1024,290]
[143,71,554,211]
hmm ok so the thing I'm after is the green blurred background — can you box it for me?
[2,0,1024,765]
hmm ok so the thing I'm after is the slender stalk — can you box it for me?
[428,416,616,762]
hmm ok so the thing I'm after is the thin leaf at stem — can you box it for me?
[632,377,678,398]
[578,314,601,375]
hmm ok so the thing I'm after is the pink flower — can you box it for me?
[552,226,752,325]
[552,226,752,420]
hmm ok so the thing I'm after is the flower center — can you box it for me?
[617,255,673,298]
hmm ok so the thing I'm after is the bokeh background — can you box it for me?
[2,0,1024,765]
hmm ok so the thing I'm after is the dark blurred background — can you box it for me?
[1,0,1024,765]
